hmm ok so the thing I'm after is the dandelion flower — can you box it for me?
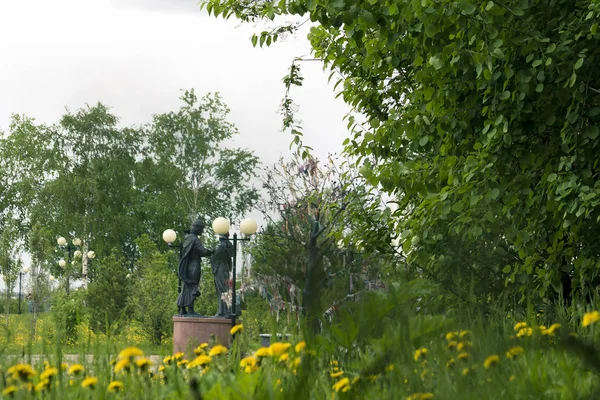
[459,330,471,338]
[506,346,524,359]
[484,355,500,368]
[295,341,306,352]
[457,341,471,351]
[108,381,124,393]
[279,353,289,362]
[118,347,144,360]
[163,355,173,364]
[583,311,600,327]
[114,359,131,373]
[2,385,17,396]
[177,360,188,367]
[187,355,212,368]
[68,364,84,376]
[446,358,455,368]
[35,380,50,392]
[509,375,516,382]
[461,367,472,376]
[255,347,271,358]
[447,341,458,350]
[240,356,257,369]
[173,352,185,360]
[209,344,228,356]
[40,368,58,381]
[445,332,457,341]
[230,324,243,336]
[516,327,533,338]
[7,364,36,381]
[414,347,428,362]
[385,364,395,372]
[81,377,98,389]
[330,370,344,378]
[135,357,153,371]
[514,322,528,331]
[332,377,350,392]
[269,342,291,356]
[60,363,69,370]
[458,352,469,360]
[406,393,434,400]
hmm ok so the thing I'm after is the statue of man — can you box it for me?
[177,218,213,317]
[211,233,234,317]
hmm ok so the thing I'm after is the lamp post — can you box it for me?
[18,266,30,314]
[212,217,258,327]
[57,236,95,290]
[162,229,183,298]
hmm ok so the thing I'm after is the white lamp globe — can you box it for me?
[23,266,30,273]
[212,217,230,235]
[87,251,96,260]
[162,229,177,244]
[59,259,66,268]
[240,218,258,236]
[73,250,82,260]
[57,237,67,246]
[73,238,82,246]
[49,275,55,282]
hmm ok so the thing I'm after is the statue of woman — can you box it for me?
[177,218,213,317]
[211,233,234,318]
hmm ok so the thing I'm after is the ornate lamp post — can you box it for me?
[57,236,95,290]
[212,217,258,327]
[162,228,184,298]
[18,266,30,314]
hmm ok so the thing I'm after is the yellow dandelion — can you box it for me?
[40,368,58,381]
[420,369,429,380]
[445,331,457,341]
[332,377,350,392]
[163,355,173,364]
[516,327,533,338]
[583,311,600,327]
[2,385,17,396]
[368,375,379,382]
[406,393,434,400]
[269,342,291,356]
[514,322,528,331]
[447,341,457,350]
[484,355,500,368]
[118,346,144,360]
[506,346,524,359]
[177,360,188,367]
[7,364,36,381]
[187,355,212,368]
[67,364,84,376]
[548,323,561,334]
[60,363,69,370]
[244,365,259,374]
[290,357,301,368]
[81,377,98,389]
[459,330,471,338]
[279,353,289,362]
[461,367,472,376]
[414,347,428,361]
[446,358,455,368]
[193,346,205,355]
[385,364,395,372]
[35,380,50,392]
[457,341,471,351]
[114,359,130,373]
[240,356,257,369]
[295,341,306,352]
[255,347,271,358]
[209,344,228,357]
[135,357,153,371]
[158,365,165,372]
[108,381,124,393]
[173,352,185,360]
[509,375,516,382]
[330,370,344,378]
[230,324,243,335]
[199,343,209,349]
[458,352,469,360]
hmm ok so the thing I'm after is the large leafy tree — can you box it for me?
[202,0,600,304]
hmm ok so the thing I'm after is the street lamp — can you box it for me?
[212,217,258,327]
[56,236,95,290]
[162,229,184,297]
[18,266,30,314]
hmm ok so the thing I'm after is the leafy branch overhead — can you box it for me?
[201,0,600,303]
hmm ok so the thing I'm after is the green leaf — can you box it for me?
[458,1,476,15]
[502,265,512,274]
[532,59,542,67]
[536,83,544,93]
[584,126,599,140]
[546,43,556,53]
[499,90,511,100]
[419,136,429,146]
[370,118,380,128]
[490,188,500,199]
[574,58,584,69]
[547,173,557,182]
[429,56,444,70]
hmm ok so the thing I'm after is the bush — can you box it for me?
[50,289,87,345]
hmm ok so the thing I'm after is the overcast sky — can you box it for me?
[0,0,352,290]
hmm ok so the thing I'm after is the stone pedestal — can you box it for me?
[172,317,233,355]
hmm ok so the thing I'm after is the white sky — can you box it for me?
[0,0,352,291]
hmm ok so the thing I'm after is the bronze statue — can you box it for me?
[211,233,234,317]
[177,218,213,317]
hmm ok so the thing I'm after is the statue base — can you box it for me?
[172,316,233,355]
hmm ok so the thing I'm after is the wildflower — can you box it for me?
[115,359,131,373]
[484,355,500,368]
[118,346,144,360]
[332,377,350,392]
[81,377,98,389]
[446,358,455,368]
[457,341,471,351]
[163,355,173,364]
[461,367,472,376]
[295,341,306,352]
[40,368,58,381]
[43,361,50,369]
[352,376,360,384]
[7,364,36,381]
[420,369,429,380]
[2,385,17,396]
[61,363,69,370]
[330,370,344,378]
[244,365,258,374]
[255,347,271,358]
[509,375,516,382]
[135,357,153,371]
[68,364,84,376]
[414,347,428,361]
[516,327,533,338]
[199,343,209,349]
[158,365,165,372]
[177,360,188,367]
[459,330,471,338]
[368,375,379,382]
[583,311,600,327]
[230,324,243,336]
[269,342,291,356]
[187,355,212,368]
[547,323,561,334]
[35,380,50,392]
[290,357,301,368]
[209,344,228,356]
[173,352,185,360]
[406,393,434,400]
[385,364,395,372]
[447,341,458,350]
[279,353,289,362]
[458,352,469,360]
[506,346,524,359]
[445,331,457,341]
[240,356,257,369]
[108,381,124,393]
[514,322,528,331]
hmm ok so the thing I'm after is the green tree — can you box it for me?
[202,0,600,305]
